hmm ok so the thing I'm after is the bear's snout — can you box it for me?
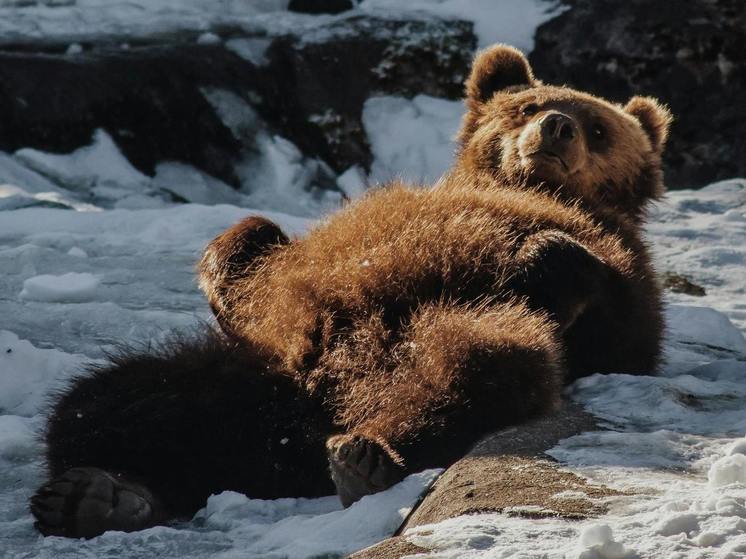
[540,112,576,144]
[517,110,586,182]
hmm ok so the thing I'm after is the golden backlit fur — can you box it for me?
[199,45,670,482]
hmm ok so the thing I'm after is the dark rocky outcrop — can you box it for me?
[259,16,475,174]
[288,0,358,15]
[0,16,475,189]
[530,0,746,189]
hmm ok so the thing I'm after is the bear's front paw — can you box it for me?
[30,467,161,538]
[326,434,406,507]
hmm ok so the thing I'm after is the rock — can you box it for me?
[288,0,358,15]
[0,16,475,192]
[662,272,706,296]
[257,16,475,174]
[0,45,253,188]
[530,0,746,189]
[350,404,617,559]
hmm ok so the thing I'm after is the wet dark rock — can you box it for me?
[530,0,746,189]
[288,0,357,15]
[259,16,475,173]
[0,16,476,189]
[662,272,707,296]
[0,45,254,187]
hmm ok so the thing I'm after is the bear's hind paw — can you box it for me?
[30,467,162,538]
[327,434,406,507]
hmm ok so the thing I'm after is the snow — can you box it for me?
[0,0,556,56]
[0,0,291,46]
[20,272,100,303]
[0,101,745,559]
[1,177,744,559]
[360,0,566,50]
[709,455,746,488]
[392,182,746,557]
[0,4,743,556]
[363,95,463,186]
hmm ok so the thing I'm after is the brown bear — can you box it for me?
[30,44,671,539]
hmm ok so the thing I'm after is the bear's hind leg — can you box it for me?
[199,216,288,336]
[31,467,163,538]
[33,333,334,538]
[326,300,563,505]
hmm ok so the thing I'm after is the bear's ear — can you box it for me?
[624,96,673,153]
[465,44,535,105]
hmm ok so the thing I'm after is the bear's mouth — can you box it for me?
[525,150,569,171]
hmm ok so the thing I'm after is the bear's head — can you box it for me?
[456,45,672,221]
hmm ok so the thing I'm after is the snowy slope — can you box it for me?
[0,4,744,557]
[0,0,562,51]
[398,182,746,558]
[2,146,746,558]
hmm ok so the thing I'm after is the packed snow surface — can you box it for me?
[0,6,744,554]
[0,0,559,51]
[2,172,746,558]
[0,82,745,557]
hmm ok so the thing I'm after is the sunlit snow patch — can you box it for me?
[196,469,440,559]
[0,330,87,416]
[20,272,100,303]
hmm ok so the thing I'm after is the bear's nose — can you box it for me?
[540,113,576,143]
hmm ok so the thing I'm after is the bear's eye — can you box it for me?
[521,104,539,117]
[592,123,606,140]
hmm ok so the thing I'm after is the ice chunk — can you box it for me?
[15,129,149,195]
[709,454,746,488]
[197,469,440,558]
[20,272,100,303]
[67,246,88,258]
[730,438,746,456]
[66,42,83,55]
[0,415,38,462]
[336,166,367,199]
[667,305,746,354]
[655,513,700,536]
[575,524,631,559]
[196,32,221,45]
[0,330,86,416]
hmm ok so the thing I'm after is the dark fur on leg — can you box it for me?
[36,330,335,537]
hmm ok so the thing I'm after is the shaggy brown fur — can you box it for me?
[33,44,671,538]
[201,43,669,495]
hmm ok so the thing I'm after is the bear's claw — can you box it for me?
[327,434,406,507]
[30,467,161,539]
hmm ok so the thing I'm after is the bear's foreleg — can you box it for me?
[507,230,663,379]
[326,300,563,506]
[507,230,612,333]
[198,216,288,337]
